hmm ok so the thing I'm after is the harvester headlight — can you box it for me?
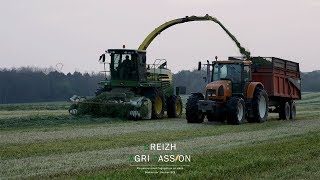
[218,85,224,96]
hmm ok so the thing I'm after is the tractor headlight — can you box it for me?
[206,89,216,98]
[218,85,224,96]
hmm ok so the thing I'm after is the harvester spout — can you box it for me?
[138,14,251,59]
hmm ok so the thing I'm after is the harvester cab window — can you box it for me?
[113,54,121,71]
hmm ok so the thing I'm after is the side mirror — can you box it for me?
[99,54,106,62]
[198,61,201,71]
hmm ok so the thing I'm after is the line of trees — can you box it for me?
[0,67,103,104]
[0,67,319,104]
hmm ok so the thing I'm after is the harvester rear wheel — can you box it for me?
[144,89,164,119]
[251,88,269,123]
[226,97,245,125]
[186,94,204,123]
[167,95,183,118]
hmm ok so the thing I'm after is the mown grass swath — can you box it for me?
[0,93,319,179]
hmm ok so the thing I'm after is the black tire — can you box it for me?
[167,95,183,118]
[226,97,245,125]
[144,89,165,119]
[251,88,269,123]
[279,102,290,120]
[207,113,226,122]
[186,94,204,123]
[290,101,296,119]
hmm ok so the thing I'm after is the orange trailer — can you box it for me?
[251,57,301,119]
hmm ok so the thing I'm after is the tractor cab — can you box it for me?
[104,49,147,82]
[200,59,252,102]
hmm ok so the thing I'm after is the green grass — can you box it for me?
[0,119,289,160]
[33,130,320,180]
[0,92,320,179]
[0,111,128,130]
[0,101,69,111]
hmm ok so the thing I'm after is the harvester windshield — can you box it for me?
[108,49,147,81]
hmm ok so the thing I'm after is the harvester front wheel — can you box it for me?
[144,89,165,119]
[226,97,245,125]
[167,95,183,118]
[251,88,269,123]
[186,94,204,123]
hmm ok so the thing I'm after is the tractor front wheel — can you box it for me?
[186,94,204,123]
[226,97,245,125]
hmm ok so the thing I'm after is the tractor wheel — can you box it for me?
[226,97,245,125]
[251,88,269,123]
[186,94,204,123]
[144,89,165,119]
[207,113,226,123]
[167,95,183,118]
[279,102,290,120]
[290,101,296,119]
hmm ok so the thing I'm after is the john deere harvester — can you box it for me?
[69,49,182,119]
[69,14,251,120]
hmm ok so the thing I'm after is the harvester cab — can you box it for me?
[98,49,147,85]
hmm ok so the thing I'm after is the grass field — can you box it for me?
[1,93,320,179]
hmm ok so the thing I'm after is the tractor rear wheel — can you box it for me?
[186,94,204,123]
[226,97,245,125]
[251,88,269,123]
[144,89,165,119]
[167,95,183,118]
[290,101,296,119]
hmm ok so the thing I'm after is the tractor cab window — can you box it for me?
[213,64,242,83]
[243,65,251,82]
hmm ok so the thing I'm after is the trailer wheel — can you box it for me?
[290,101,296,119]
[167,95,183,118]
[186,94,204,123]
[144,89,164,119]
[207,113,226,122]
[252,88,269,123]
[279,102,290,120]
[226,97,245,125]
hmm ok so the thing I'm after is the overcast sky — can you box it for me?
[1,0,319,73]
